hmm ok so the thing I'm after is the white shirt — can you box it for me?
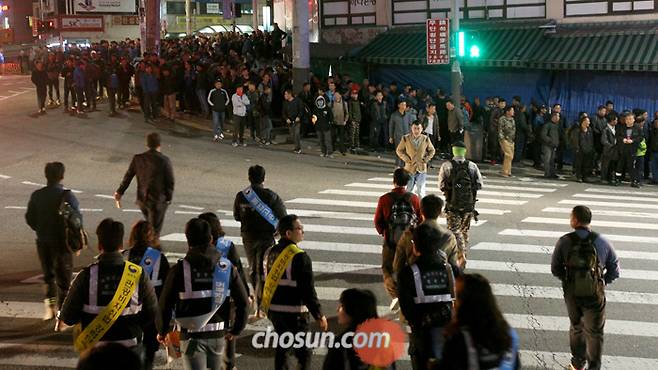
[425,116,434,134]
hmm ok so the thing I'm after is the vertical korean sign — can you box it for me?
[426,18,449,65]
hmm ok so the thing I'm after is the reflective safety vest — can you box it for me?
[410,252,455,305]
[83,264,142,317]
[262,245,308,313]
[139,247,163,287]
[175,258,232,332]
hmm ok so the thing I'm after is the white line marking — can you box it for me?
[287,209,374,221]
[94,194,115,199]
[586,187,658,197]
[215,209,233,215]
[542,207,658,220]
[319,189,529,205]
[472,242,658,261]
[499,228,658,244]
[287,198,510,215]
[490,283,658,305]
[520,351,658,370]
[122,209,142,213]
[4,206,27,210]
[522,216,658,231]
[174,211,201,215]
[399,174,567,187]
[8,90,22,94]
[178,205,204,210]
[80,208,103,212]
[0,174,11,179]
[574,193,658,203]
[506,313,658,337]
[21,181,46,187]
[365,178,557,192]
[468,259,658,280]
[559,199,658,210]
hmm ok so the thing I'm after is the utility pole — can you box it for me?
[450,0,462,104]
[292,0,309,93]
[185,0,192,35]
[145,0,161,54]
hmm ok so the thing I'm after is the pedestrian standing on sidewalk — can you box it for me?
[311,93,334,158]
[160,67,177,121]
[31,61,49,114]
[26,162,80,321]
[446,99,465,148]
[231,86,250,147]
[438,141,483,268]
[551,206,620,370]
[396,120,436,197]
[498,106,516,177]
[600,113,618,185]
[46,53,61,106]
[233,165,287,315]
[541,112,561,179]
[282,89,305,154]
[61,59,76,113]
[115,132,175,239]
[332,92,350,156]
[374,168,421,308]
[570,115,595,183]
[207,79,229,142]
[389,100,411,166]
[348,87,363,153]
[650,115,658,184]
[259,85,274,145]
[614,111,642,187]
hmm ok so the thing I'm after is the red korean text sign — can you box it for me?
[426,19,450,65]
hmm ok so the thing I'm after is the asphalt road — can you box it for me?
[1,75,657,370]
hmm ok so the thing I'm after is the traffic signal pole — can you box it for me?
[292,0,310,93]
[450,0,462,104]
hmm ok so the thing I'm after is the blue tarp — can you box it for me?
[370,66,658,122]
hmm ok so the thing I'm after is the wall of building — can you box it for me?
[547,0,658,23]
[6,0,34,44]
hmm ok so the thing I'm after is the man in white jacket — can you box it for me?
[232,86,250,147]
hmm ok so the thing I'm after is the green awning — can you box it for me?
[352,20,658,72]
[527,26,658,72]
[353,22,546,68]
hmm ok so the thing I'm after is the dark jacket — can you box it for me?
[422,112,440,139]
[59,251,159,343]
[569,127,594,153]
[233,184,287,235]
[61,65,75,87]
[140,73,159,94]
[312,96,333,131]
[601,123,617,156]
[540,122,560,148]
[116,149,175,205]
[31,69,48,89]
[282,97,304,124]
[159,246,249,340]
[160,74,177,95]
[263,238,323,320]
[651,124,658,152]
[615,124,643,155]
[26,184,79,243]
[370,100,388,126]
[439,329,520,370]
[399,251,460,330]
[207,88,229,113]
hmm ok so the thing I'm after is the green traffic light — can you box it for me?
[470,45,480,58]
[458,31,465,57]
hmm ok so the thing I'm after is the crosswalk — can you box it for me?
[2,172,658,368]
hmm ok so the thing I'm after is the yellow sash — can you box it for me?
[74,261,142,353]
[260,244,303,314]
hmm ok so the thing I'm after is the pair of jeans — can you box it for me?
[107,88,117,113]
[564,291,605,370]
[118,83,130,106]
[290,122,302,151]
[600,151,617,182]
[574,150,594,180]
[232,115,246,144]
[241,234,274,301]
[634,156,645,184]
[85,83,97,109]
[500,139,515,176]
[47,79,60,101]
[36,87,47,110]
[260,116,273,142]
[407,172,427,198]
[163,93,176,119]
[180,336,226,370]
[63,83,75,108]
[410,326,446,370]
[334,125,348,154]
[142,92,159,120]
[212,111,225,136]
[36,240,73,308]
[542,145,557,177]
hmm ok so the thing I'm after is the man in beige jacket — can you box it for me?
[396,120,436,197]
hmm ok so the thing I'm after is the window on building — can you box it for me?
[565,0,656,17]
[391,0,546,25]
[323,0,377,27]
[166,1,187,15]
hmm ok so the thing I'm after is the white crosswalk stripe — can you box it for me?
[365,178,558,192]
[499,228,658,244]
[522,216,658,231]
[558,198,658,210]
[542,207,658,220]
[585,187,658,197]
[573,193,658,203]
[325,187,542,199]
[473,242,658,261]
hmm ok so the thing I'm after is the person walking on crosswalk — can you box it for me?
[396,120,436,198]
[233,165,287,314]
[551,205,620,370]
[374,168,421,307]
[25,162,81,321]
[398,223,461,369]
[438,141,483,267]
[261,214,328,370]
[58,218,159,363]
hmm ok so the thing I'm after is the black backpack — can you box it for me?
[448,160,475,212]
[59,190,88,254]
[565,232,604,304]
[386,192,418,249]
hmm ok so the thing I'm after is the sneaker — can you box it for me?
[265,141,272,146]
[55,99,61,106]
[232,142,239,147]
[219,133,224,140]
[294,149,302,154]
[320,153,326,157]
[568,364,584,370]
[213,135,219,142]
[389,298,400,314]
[43,299,56,321]
[327,154,334,159]
[242,143,247,147]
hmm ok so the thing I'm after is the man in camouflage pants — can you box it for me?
[438,141,483,267]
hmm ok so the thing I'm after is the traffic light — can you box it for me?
[456,31,482,59]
